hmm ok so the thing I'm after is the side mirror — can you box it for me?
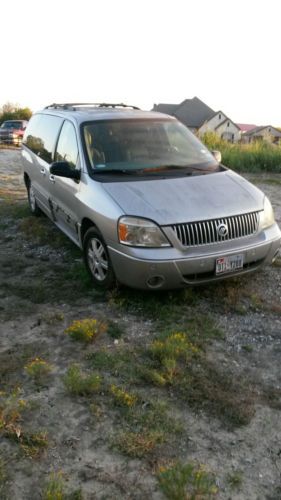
[212,150,222,163]
[50,161,80,180]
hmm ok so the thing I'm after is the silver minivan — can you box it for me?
[21,103,281,290]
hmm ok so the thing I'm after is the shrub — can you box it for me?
[201,131,281,173]
[65,318,106,342]
[110,384,137,407]
[24,357,53,384]
[157,461,218,499]
[63,365,101,395]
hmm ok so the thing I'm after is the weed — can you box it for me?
[24,357,53,384]
[110,384,137,407]
[0,200,29,218]
[157,461,218,499]
[179,360,256,428]
[0,345,44,384]
[140,367,167,386]
[111,395,182,459]
[63,365,101,396]
[43,312,65,325]
[107,320,123,339]
[261,178,281,186]
[109,288,199,330]
[1,400,48,458]
[0,388,28,432]
[242,344,253,353]
[43,471,65,500]
[62,262,95,288]
[2,281,49,304]
[250,293,264,310]
[142,332,199,385]
[87,348,139,384]
[0,455,8,496]
[226,470,243,490]
[272,256,281,268]
[89,402,104,419]
[201,131,281,173]
[114,429,164,458]
[126,400,182,436]
[19,217,50,244]
[204,280,245,314]
[19,431,48,458]
[68,490,83,500]
[43,472,83,500]
[65,318,107,343]
[150,332,199,361]
[19,215,78,252]
[261,386,281,410]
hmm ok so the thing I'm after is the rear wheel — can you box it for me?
[83,227,115,289]
[27,182,41,216]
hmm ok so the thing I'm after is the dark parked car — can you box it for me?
[0,120,28,146]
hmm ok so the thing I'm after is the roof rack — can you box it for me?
[44,103,140,111]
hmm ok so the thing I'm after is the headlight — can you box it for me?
[118,216,171,247]
[259,196,275,230]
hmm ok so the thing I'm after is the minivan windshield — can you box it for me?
[82,118,219,174]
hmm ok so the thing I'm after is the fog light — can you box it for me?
[147,275,165,289]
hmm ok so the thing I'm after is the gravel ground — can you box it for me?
[0,148,281,500]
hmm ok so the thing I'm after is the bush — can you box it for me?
[65,318,106,342]
[201,131,281,173]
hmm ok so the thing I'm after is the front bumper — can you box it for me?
[0,135,22,145]
[108,223,281,290]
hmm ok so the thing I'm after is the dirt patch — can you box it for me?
[0,149,281,499]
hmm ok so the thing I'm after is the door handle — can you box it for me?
[49,174,55,183]
[40,168,46,175]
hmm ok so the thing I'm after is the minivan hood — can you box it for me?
[103,170,264,225]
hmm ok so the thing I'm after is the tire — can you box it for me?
[27,182,41,216]
[83,227,115,289]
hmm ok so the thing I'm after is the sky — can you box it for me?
[1,0,280,126]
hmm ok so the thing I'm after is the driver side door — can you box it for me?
[48,120,81,244]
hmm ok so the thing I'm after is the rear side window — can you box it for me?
[55,120,79,170]
[23,114,63,163]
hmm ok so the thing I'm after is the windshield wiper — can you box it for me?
[92,168,140,175]
[140,165,199,175]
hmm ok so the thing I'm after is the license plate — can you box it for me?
[216,254,244,275]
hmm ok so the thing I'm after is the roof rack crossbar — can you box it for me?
[44,103,140,110]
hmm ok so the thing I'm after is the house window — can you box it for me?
[219,113,221,119]
[227,122,230,127]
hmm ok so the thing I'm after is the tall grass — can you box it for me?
[201,131,281,173]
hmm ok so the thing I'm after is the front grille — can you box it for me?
[170,212,260,247]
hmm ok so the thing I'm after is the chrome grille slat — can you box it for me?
[171,211,260,247]
[244,214,248,236]
[194,223,199,244]
[241,215,246,236]
[179,225,185,246]
[190,224,195,246]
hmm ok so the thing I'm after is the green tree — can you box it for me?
[0,102,32,124]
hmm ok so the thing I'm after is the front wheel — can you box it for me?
[27,182,41,216]
[83,227,115,289]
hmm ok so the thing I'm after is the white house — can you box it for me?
[199,111,241,142]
